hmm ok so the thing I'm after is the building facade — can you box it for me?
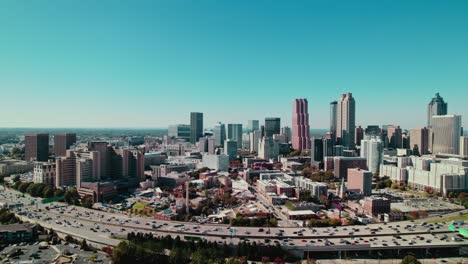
[336,93,356,148]
[25,133,49,162]
[292,98,311,151]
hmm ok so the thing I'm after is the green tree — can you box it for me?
[54,188,65,197]
[43,186,54,198]
[64,188,80,205]
[82,195,95,209]
[81,239,90,251]
[401,254,422,264]
[18,182,31,193]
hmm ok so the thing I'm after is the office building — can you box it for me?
[190,112,203,144]
[202,154,229,171]
[25,133,49,162]
[33,161,56,185]
[0,159,33,176]
[336,93,356,148]
[227,124,243,148]
[88,141,108,178]
[347,168,373,196]
[360,136,383,174]
[281,126,292,143]
[363,197,391,216]
[427,93,448,127]
[330,101,337,134]
[387,125,402,149]
[258,136,280,160]
[355,126,364,147]
[333,156,367,179]
[168,124,191,142]
[248,120,259,132]
[224,139,238,161]
[213,122,226,147]
[292,98,311,151]
[410,128,430,156]
[311,138,323,162]
[198,137,215,154]
[365,125,381,138]
[242,133,250,150]
[431,115,462,155]
[249,130,261,153]
[265,117,281,138]
[54,133,76,157]
[461,137,468,157]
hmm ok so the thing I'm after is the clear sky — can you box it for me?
[0,0,467,129]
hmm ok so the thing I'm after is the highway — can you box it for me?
[1,186,467,255]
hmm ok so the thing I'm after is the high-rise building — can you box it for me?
[330,101,337,134]
[213,122,226,147]
[25,133,49,162]
[224,139,238,161]
[258,137,280,160]
[347,168,373,196]
[365,125,381,138]
[54,133,77,157]
[311,138,323,162]
[431,115,462,155]
[292,98,311,151]
[249,130,261,153]
[247,120,259,132]
[336,93,356,148]
[427,93,448,127]
[88,141,108,178]
[264,117,281,138]
[333,156,367,179]
[190,112,203,144]
[281,126,292,143]
[461,137,468,157]
[387,125,402,149]
[355,126,364,147]
[409,128,430,155]
[168,124,191,142]
[360,136,383,174]
[33,161,56,185]
[242,133,250,150]
[227,124,243,148]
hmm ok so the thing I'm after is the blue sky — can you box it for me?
[0,0,467,129]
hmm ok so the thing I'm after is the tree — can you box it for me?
[54,188,65,197]
[401,254,422,264]
[43,186,54,198]
[81,239,90,251]
[18,182,31,193]
[64,188,80,205]
[82,195,95,209]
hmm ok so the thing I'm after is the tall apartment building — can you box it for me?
[336,93,356,148]
[410,128,430,155]
[54,133,77,157]
[427,93,448,127]
[264,117,281,138]
[431,115,462,155]
[88,141,108,178]
[25,133,49,162]
[360,136,383,174]
[292,98,311,151]
[227,124,243,148]
[190,112,203,144]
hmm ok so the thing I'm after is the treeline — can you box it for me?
[112,232,291,264]
[230,215,278,227]
[12,180,59,198]
[306,218,342,227]
[0,208,21,224]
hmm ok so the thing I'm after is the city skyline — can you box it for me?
[1,1,467,129]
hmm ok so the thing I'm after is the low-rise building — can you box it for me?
[0,224,37,243]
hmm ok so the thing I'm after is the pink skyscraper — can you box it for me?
[292,98,311,150]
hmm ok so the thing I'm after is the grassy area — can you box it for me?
[427,212,468,223]
[132,202,146,211]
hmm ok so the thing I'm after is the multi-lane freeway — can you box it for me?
[1,186,467,257]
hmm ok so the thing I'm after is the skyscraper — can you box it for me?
[25,133,49,162]
[292,98,311,151]
[265,117,280,138]
[427,93,448,127]
[281,126,292,143]
[227,124,243,148]
[190,112,203,144]
[249,130,261,153]
[247,120,259,132]
[54,133,77,157]
[460,136,468,157]
[354,126,364,147]
[213,122,226,147]
[224,139,238,161]
[409,128,429,155]
[387,125,402,149]
[431,115,461,155]
[336,93,356,148]
[330,101,337,134]
[360,136,383,174]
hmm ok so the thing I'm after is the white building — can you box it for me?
[258,137,280,160]
[202,154,229,172]
[360,136,383,174]
[249,130,261,153]
[33,161,56,185]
